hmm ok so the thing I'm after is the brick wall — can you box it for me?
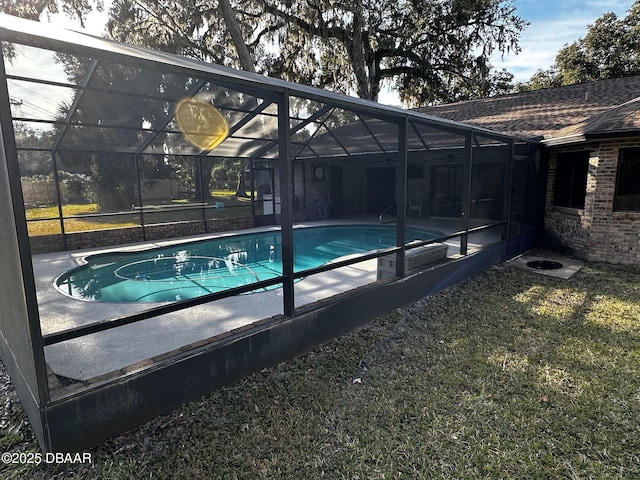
[545,140,640,264]
[544,146,594,258]
[544,206,591,256]
[587,140,640,264]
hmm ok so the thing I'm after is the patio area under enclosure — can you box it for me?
[0,14,545,451]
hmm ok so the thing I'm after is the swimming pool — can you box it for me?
[55,225,445,303]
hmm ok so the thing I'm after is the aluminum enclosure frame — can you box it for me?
[0,14,545,452]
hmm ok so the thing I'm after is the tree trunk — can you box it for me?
[347,0,373,100]
[235,172,249,197]
[218,0,256,73]
[234,159,249,197]
[92,154,136,212]
[197,158,214,200]
[217,0,254,197]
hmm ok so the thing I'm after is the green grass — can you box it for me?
[24,191,252,236]
[1,261,639,479]
[25,203,100,220]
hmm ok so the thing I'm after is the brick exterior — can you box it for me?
[545,140,640,264]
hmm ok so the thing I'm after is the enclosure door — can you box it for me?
[507,157,530,258]
[470,163,505,220]
[253,166,276,226]
[366,167,395,215]
[430,165,463,217]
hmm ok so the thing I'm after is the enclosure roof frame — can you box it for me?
[0,13,518,147]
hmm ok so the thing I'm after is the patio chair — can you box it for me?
[408,200,423,217]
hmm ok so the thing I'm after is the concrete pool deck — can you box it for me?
[33,218,497,382]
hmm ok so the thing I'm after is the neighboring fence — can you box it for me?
[21,178,180,207]
[140,179,179,201]
[21,179,57,206]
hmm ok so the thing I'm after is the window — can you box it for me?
[614,148,640,212]
[553,151,589,208]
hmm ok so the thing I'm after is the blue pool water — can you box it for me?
[55,225,444,303]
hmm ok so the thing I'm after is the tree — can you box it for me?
[1,0,103,60]
[106,0,259,198]
[255,0,525,104]
[518,1,640,91]
[13,125,55,176]
[54,56,155,211]
[105,0,255,66]
[556,5,640,83]
[0,0,101,26]
[105,0,525,105]
[218,0,255,72]
[514,67,562,92]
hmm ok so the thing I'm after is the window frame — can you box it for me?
[614,147,640,212]
[553,151,589,209]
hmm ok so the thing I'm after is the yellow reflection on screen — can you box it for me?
[175,97,229,150]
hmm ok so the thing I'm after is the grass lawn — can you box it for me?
[1,260,639,479]
[24,191,252,236]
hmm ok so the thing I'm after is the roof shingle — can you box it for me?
[417,75,640,143]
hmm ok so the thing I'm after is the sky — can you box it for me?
[493,0,633,81]
[44,0,636,103]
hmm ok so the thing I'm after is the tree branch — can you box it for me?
[259,1,349,43]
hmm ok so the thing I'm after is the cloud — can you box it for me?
[498,0,633,81]
[583,0,632,13]
[494,14,618,80]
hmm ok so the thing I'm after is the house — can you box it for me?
[418,76,640,265]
